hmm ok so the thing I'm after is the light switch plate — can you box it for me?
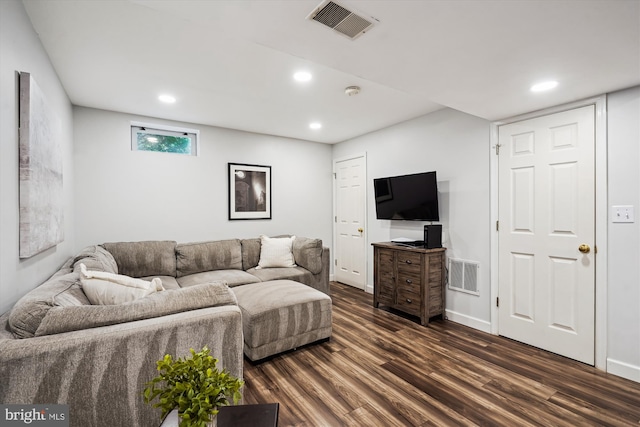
[611,205,635,223]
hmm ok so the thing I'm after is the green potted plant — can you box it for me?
[143,346,243,427]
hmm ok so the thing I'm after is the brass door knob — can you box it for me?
[578,244,591,254]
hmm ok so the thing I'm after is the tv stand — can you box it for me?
[372,242,446,325]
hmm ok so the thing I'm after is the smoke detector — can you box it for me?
[345,86,361,96]
[307,1,377,40]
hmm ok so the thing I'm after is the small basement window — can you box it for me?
[131,123,199,156]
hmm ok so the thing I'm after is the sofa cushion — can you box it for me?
[102,241,177,278]
[176,239,243,278]
[247,266,311,284]
[34,282,236,336]
[177,270,261,288]
[72,245,118,274]
[79,264,164,305]
[292,237,323,275]
[241,238,261,270]
[257,235,296,269]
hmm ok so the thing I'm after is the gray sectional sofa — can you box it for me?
[0,236,331,427]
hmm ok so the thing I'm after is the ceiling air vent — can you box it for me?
[307,1,376,40]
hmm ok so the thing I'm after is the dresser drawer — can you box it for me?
[396,251,422,274]
[398,251,422,270]
[395,287,421,316]
[397,270,422,289]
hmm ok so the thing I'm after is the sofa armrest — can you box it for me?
[319,246,330,294]
[0,305,243,427]
[302,246,330,295]
[35,281,236,336]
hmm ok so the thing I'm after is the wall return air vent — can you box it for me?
[307,1,377,40]
[448,258,480,296]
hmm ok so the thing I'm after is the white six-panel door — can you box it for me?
[334,156,366,290]
[498,105,595,365]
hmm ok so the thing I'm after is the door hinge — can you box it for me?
[335,216,337,223]
[334,259,337,266]
[495,144,501,155]
[496,297,499,307]
[496,220,499,231]
[333,173,336,179]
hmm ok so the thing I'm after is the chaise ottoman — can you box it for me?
[231,279,332,361]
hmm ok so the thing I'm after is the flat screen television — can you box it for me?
[374,171,439,221]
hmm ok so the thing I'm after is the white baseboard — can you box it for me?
[607,358,640,383]
[331,277,374,294]
[445,309,492,334]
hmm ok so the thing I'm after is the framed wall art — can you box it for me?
[228,163,271,220]
[19,71,64,258]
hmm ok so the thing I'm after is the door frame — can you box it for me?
[333,152,368,291]
[490,95,608,370]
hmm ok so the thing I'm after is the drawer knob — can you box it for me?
[406,299,412,303]
[406,279,412,284]
[405,260,412,264]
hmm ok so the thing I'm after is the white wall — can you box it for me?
[332,108,492,330]
[73,107,333,249]
[0,0,75,314]
[607,85,640,382]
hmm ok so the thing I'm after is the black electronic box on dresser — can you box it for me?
[372,242,446,326]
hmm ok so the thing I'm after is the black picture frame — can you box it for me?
[228,163,272,220]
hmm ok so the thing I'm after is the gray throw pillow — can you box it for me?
[240,238,261,270]
[175,239,243,278]
[293,237,323,275]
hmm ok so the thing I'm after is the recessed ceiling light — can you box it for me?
[294,71,312,82]
[158,94,176,103]
[345,86,361,96]
[309,122,322,130]
[530,81,558,93]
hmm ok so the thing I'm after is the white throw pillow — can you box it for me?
[257,235,297,269]
[78,263,164,305]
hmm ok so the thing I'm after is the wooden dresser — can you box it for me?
[372,242,446,325]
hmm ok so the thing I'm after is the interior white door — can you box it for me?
[498,105,595,365]
[334,156,366,289]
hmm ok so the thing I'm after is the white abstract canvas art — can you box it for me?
[19,72,64,258]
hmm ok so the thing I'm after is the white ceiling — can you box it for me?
[22,0,640,144]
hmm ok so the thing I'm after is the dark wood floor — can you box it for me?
[242,282,640,426]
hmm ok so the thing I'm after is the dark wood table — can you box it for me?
[160,403,279,427]
[217,403,279,427]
